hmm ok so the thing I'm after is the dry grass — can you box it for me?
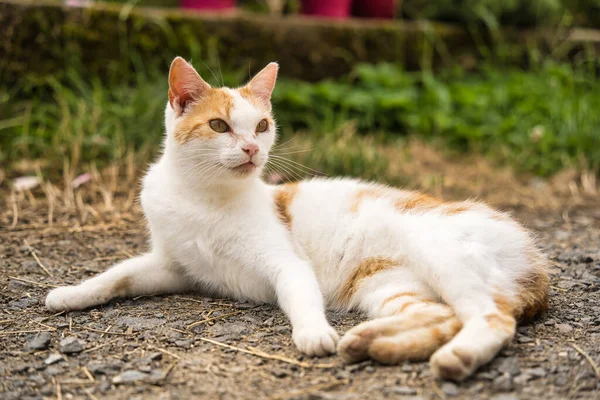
[1,139,597,241]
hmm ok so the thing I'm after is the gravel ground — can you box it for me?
[1,198,599,400]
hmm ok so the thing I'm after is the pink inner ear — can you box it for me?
[248,62,279,106]
[168,57,210,113]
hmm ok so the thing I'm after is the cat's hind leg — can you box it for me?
[45,252,190,312]
[337,269,462,364]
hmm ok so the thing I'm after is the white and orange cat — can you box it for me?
[46,57,549,380]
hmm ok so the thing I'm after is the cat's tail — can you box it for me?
[337,250,549,381]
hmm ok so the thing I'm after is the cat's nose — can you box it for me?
[242,143,259,157]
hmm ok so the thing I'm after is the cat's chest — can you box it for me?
[174,219,273,301]
[167,204,256,267]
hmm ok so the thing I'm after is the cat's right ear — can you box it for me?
[168,57,211,115]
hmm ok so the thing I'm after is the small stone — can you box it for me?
[27,332,52,351]
[365,366,375,373]
[235,302,256,309]
[8,297,38,309]
[29,374,45,386]
[44,354,63,365]
[514,373,531,385]
[555,324,573,334]
[59,337,85,354]
[273,326,289,334]
[388,387,417,395]
[174,339,193,349]
[12,364,29,373]
[46,366,63,375]
[441,382,458,396]
[271,368,288,378]
[554,375,568,386]
[146,370,168,385]
[469,383,485,393]
[335,370,351,380]
[517,335,534,344]
[112,370,149,384]
[498,358,521,377]
[527,367,547,378]
[557,281,578,289]
[88,362,121,375]
[20,260,40,272]
[147,352,163,361]
[478,371,499,380]
[578,380,597,391]
[492,375,514,392]
[98,381,112,393]
[491,395,519,400]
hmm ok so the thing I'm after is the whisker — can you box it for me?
[272,136,298,149]
[265,163,295,184]
[267,159,305,182]
[272,148,314,156]
[269,155,324,175]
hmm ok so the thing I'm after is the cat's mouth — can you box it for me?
[231,161,257,174]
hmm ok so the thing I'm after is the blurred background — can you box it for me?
[1,0,599,217]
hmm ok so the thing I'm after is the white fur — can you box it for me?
[46,70,544,377]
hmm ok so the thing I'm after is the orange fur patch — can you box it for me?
[339,257,397,304]
[350,187,388,213]
[237,86,271,113]
[485,313,516,334]
[174,89,234,144]
[273,183,299,229]
[515,251,550,322]
[112,277,131,297]
[397,193,443,211]
[443,202,472,215]
[369,316,462,363]
[380,292,418,309]
[485,295,517,334]
[350,186,474,217]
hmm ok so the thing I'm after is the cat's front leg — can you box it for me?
[270,256,339,357]
[45,252,190,312]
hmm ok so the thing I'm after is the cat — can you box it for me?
[45,57,549,381]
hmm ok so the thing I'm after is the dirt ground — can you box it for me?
[1,171,599,399]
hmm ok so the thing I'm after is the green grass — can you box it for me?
[275,62,600,176]
[1,62,598,182]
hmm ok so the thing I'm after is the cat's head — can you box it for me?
[164,57,278,185]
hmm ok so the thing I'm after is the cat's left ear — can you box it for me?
[246,62,279,110]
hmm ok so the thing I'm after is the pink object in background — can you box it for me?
[181,0,236,10]
[352,0,397,19]
[301,0,352,19]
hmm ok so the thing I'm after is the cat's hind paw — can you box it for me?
[430,344,475,381]
[293,324,339,357]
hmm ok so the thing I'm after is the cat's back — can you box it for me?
[271,177,415,228]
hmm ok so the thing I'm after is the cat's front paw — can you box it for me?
[293,324,339,357]
[45,286,89,312]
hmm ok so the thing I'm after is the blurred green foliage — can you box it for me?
[274,62,600,176]
[1,62,598,177]
[401,0,600,27]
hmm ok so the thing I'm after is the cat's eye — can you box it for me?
[256,119,268,133]
[209,119,230,133]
